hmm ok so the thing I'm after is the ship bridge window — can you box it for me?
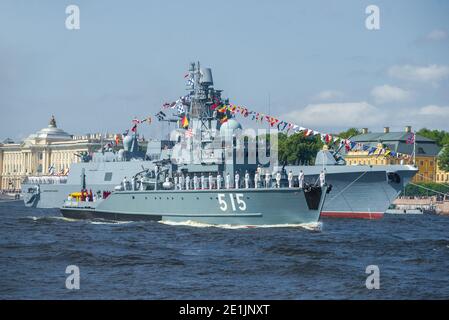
[104,172,113,181]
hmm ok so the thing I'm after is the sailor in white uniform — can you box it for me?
[225,172,231,189]
[122,177,128,191]
[140,176,145,191]
[254,171,260,189]
[235,171,240,189]
[174,174,179,190]
[185,175,191,190]
[179,174,185,190]
[208,173,213,190]
[201,174,206,190]
[244,170,250,189]
[320,170,326,187]
[265,171,271,188]
[288,170,294,188]
[193,174,199,190]
[298,170,305,189]
[216,173,222,190]
[131,176,137,191]
[275,171,282,188]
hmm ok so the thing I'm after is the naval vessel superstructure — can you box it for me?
[59,63,328,225]
[21,63,417,219]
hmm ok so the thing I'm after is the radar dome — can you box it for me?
[220,119,242,137]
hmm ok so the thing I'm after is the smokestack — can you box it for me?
[405,126,412,133]
[362,128,369,134]
[384,127,390,133]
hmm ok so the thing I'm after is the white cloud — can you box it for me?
[388,64,449,83]
[426,29,448,41]
[313,90,344,101]
[282,102,384,128]
[416,105,449,117]
[381,105,449,130]
[370,85,412,104]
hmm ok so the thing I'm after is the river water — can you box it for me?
[1,200,448,299]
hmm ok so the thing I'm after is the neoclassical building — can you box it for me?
[0,116,113,191]
[344,126,442,183]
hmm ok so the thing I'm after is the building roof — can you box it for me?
[349,131,441,156]
[2,138,15,144]
[25,116,72,142]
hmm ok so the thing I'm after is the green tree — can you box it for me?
[417,128,449,147]
[438,146,449,172]
[402,183,449,197]
[278,133,323,165]
[338,128,362,139]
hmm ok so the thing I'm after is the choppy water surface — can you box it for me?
[1,200,448,299]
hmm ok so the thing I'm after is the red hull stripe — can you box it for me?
[321,211,384,220]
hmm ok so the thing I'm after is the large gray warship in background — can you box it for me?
[22,63,417,219]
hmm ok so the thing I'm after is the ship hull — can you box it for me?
[23,161,417,220]
[60,188,325,226]
[321,168,416,219]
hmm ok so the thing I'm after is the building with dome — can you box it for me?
[0,116,117,191]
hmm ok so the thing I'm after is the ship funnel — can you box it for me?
[200,68,213,86]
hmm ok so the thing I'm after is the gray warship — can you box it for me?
[22,63,417,219]
[58,63,329,225]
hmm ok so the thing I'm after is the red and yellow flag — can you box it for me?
[181,115,189,128]
[217,105,228,113]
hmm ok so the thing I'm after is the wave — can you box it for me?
[24,216,79,223]
[159,220,323,231]
[23,216,133,225]
[89,220,134,225]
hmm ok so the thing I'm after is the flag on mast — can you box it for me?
[181,115,189,128]
[406,132,415,144]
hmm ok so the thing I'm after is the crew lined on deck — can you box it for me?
[119,169,324,191]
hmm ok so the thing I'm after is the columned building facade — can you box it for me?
[0,116,114,191]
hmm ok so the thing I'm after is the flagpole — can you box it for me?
[413,129,416,166]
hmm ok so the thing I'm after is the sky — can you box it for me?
[1,0,449,141]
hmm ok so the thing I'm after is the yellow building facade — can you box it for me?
[0,116,114,191]
[436,148,449,183]
[344,127,440,183]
